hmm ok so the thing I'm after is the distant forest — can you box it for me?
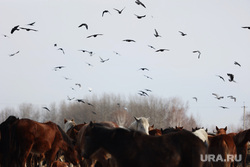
[0,94,248,132]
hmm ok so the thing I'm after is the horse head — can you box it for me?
[133,117,150,135]
[215,126,227,135]
[64,118,76,132]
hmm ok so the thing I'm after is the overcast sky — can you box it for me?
[0,0,250,130]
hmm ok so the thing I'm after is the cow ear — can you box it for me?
[224,126,227,131]
[64,119,67,124]
[216,126,219,131]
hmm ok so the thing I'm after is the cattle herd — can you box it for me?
[0,115,249,167]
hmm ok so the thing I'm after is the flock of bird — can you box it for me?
[2,0,249,113]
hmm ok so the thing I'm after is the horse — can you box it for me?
[0,115,20,166]
[9,118,79,167]
[129,116,150,135]
[64,118,76,132]
[64,118,86,144]
[192,128,209,146]
[82,122,207,167]
[161,127,182,135]
[149,128,162,136]
[76,121,118,167]
[229,129,250,167]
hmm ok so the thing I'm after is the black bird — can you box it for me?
[242,26,250,29]
[27,22,36,26]
[138,90,149,96]
[193,50,201,59]
[219,106,228,109]
[227,95,236,102]
[113,7,125,14]
[227,73,236,82]
[2,34,9,38]
[212,93,224,100]
[87,102,94,107]
[99,57,109,63]
[75,83,81,88]
[148,45,155,49]
[102,10,110,17]
[179,31,187,36]
[76,99,85,103]
[144,75,152,79]
[234,61,241,67]
[19,27,38,32]
[193,97,198,102]
[155,49,170,52]
[134,14,146,19]
[67,96,75,101]
[113,51,121,56]
[42,107,50,112]
[154,29,161,37]
[86,62,93,67]
[87,34,103,38]
[58,48,65,54]
[78,23,88,29]
[135,0,146,8]
[216,75,225,81]
[54,66,65,71]
[11,25,20,34]
[123,39,136,42]
[9,51,20,57]
[144,89,152,92]
[139,67,149,71]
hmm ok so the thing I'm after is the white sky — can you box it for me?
[0,0,250,130]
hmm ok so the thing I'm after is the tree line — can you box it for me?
[0,94,248,131]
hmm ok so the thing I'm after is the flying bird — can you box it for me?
[9,51,20,57]
[54,66,65,71]
[87,34,103,38]
[113,7,125,14]
[242,26,250,29]
[227,95,236,102]
[234,61,241,67]
[135,0,146,8]
[2,34,9,38]
[102,10,110,17]
[193,50,201,59]
[123,39,136,42]
[86,62,93,67]
[148,45,155,49]
[42,107,50,112]
[134,14,146,19]
[19,27,38,32]
[179,31,187,36]
[67,96,75,101]
[212,93,224,100]
[144,75,152,79]
[219,106,228,109]
[227,73,236,82]
[78,23,88,29]
[193,97,198,102]
[75,83,81,88]
[11,25,20,34]
[27,22,36,26]
[138,90,149,96]
[216,75,225,81]
[144,89,152,92]
[155,49,170,52]
[138,67,149,71]
[76,99,85,103]
[58,48,65,54]
[154,29,161,37]
[87,102,94,107]
[99,57,109,63]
